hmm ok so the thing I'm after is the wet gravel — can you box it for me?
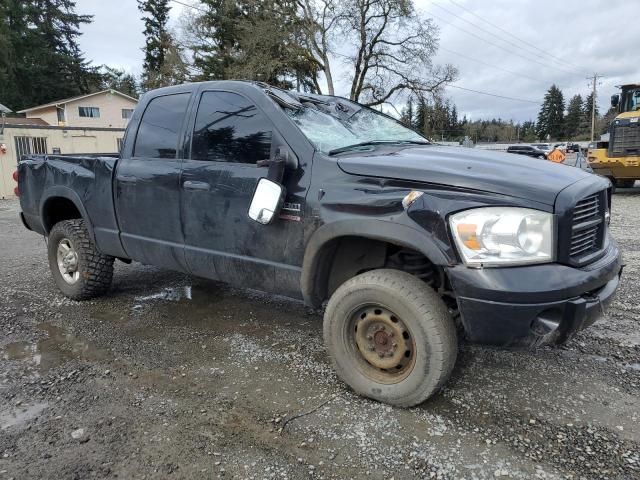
[0,189,639,479]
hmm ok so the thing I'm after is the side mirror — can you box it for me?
[611,94,619,108]
[248,178,285,225]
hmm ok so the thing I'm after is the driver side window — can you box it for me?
[191,91,272,163]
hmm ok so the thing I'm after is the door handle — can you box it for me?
[183,180,210,191]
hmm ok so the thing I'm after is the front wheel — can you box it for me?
[47,219,114,300]
[323,269,457,407]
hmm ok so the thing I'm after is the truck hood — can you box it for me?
[336,144,592,205]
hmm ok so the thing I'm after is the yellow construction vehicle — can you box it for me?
[587,83,640,188]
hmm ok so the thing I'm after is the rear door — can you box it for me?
[180,89,307,297]
[114,92,192,271]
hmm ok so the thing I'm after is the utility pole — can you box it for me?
[587,73,603,141]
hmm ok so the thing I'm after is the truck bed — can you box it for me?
[19,154,124,257]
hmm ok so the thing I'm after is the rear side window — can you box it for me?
[191,91,272,163]
[134,93,190,159]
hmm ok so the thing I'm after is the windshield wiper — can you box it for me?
[328,140,430,156]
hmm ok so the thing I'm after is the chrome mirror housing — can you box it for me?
[248,178,285,225]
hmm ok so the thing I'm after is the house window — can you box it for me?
[122,109,134,119]
[56,107,65,122]
[14,136,48,160]
[78,106,100,118]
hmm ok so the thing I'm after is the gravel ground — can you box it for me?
[1,188,639,480]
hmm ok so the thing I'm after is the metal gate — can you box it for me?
[14,136,48,161]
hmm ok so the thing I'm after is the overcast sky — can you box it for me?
[77,0,640,122]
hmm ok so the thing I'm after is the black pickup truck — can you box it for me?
[16,81,623,407]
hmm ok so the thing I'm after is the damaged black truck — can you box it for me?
[16,81,623,407]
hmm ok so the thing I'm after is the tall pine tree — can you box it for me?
[536,84,565,140]
[400,97,415,128]
[138,0,186,90]
[583,92,599,132]
[189,0,319,90]
[0,0,101,110]
[564,94,583,140]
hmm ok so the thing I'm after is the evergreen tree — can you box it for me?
[400,97,415,128]
[584,92,599,120]
[536,84,565,140]
[565,94,583,139]
[138,0,185,90]
[415,99,429,137]
[189,0,318,90]
[449,104,459,138]
[101,66,139,98]
[0,0,101,110]
[582,92,599,137]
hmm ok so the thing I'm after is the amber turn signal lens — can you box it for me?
[456,223,481,250]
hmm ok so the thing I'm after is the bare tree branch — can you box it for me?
[337,0,457,106]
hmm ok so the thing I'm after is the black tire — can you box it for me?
[47,219,114,300]
[323,269,457,407]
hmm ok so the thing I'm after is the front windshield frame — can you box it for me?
[621,87,640,113]
[282,97,428,155]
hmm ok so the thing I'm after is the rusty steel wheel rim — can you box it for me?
[349,305,417,384]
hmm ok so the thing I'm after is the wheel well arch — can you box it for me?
[301,221,452,308]
[40,190,94,241]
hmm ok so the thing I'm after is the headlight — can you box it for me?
[449,207,554,266]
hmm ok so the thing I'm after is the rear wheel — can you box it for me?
[323,269,457,407]
[47,219,114,300]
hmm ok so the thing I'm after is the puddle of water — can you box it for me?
[135,286,193,303]
[2,323,108,372]
[123,282,305,337]
[0,402,48,430]
[132,284,231,317]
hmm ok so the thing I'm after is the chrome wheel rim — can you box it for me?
[56,238,80,284]
[349,305,416,384]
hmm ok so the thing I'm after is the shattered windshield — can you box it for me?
[285,103,427,154]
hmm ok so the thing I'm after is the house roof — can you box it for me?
[0,102,12,114]
[17,89,138,113]
[2,116,50,126]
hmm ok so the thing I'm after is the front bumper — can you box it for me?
[447,240,623,347]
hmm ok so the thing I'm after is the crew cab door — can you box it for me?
[114,92,192,271]
[180,89,307,297]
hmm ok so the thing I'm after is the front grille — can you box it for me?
[569,192,605,261]
[611,124,640,157]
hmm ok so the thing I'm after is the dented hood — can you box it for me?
[336,144,592,205]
